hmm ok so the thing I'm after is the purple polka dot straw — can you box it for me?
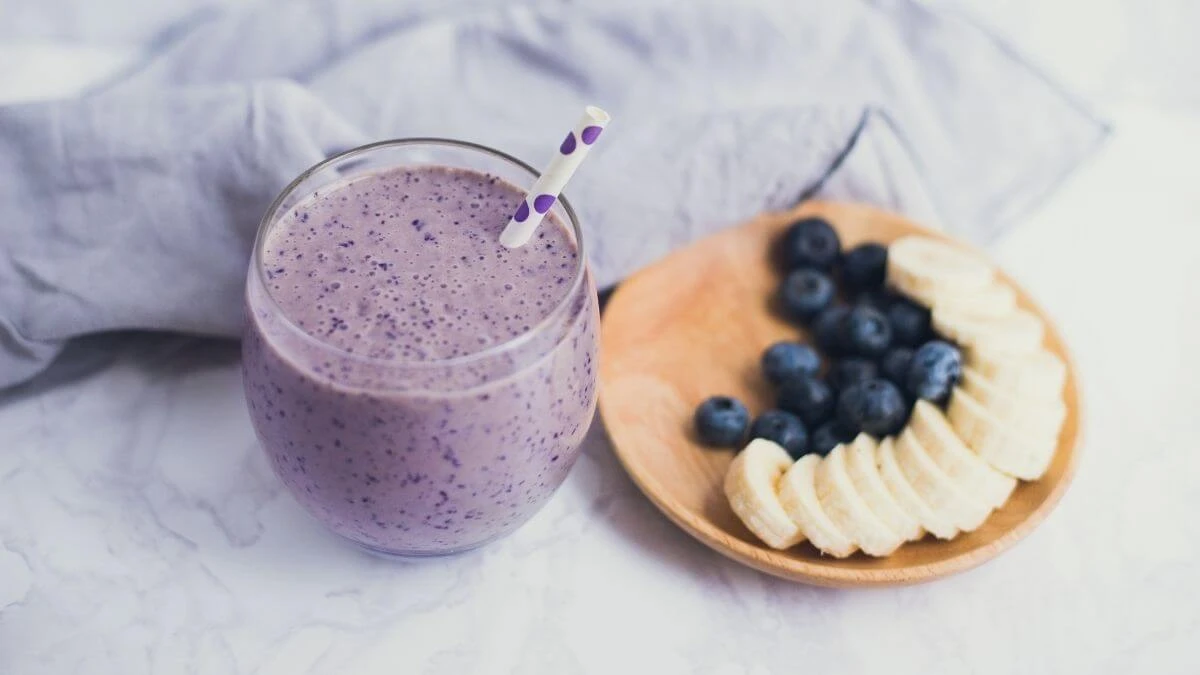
[499,106,611,249]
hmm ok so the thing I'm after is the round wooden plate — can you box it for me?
[597,201,1083,588]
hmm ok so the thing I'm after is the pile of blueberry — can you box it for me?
[694,217,963,458]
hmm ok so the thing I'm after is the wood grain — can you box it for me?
[597,201,1083,588]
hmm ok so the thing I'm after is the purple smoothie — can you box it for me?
[242,164,598,555]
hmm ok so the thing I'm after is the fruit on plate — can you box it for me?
[702,229,1067,558]
[778,453,857,557]
[905,340,963,405]
[810,421,852,456]
[780,269,836,322]
[966,348,1067,401]
[748,409,810,459]
[815,444,905,556]
[894,429,992,532]
[854,287,898,312]
[877,436,960,540]
[777,375,836,427]
[947,388,1059,480]
[884,298,932,347]
[906,400,1016,509]
[779,217,841,271]
[879,347,915,387]
[836,379,908,438]
[694,396,751,447]
[761,341,822,386]
[960,368,1065,437]
[926,281,1017,319]
[844,435,922,542]
[932,307,1045,357]
[724,439,805,549]
[886,235,994,307]
[840,243,889,292]
[827,357,880,393]
[843,305,893,357]
[813,305,851,355]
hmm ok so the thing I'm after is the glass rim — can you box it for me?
[250,137,588,370]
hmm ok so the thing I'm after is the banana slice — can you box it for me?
[779,454,857,558]
[845,435,923,542]
[894,429,993,532]
[877,437,959,540]
[966,349,1067,401]
[724,439,805,549]
[887,236,995,307]
[928,281,1018,319]
[816,444,905,556]
[961,368,1065,437]
[932,307,1045,356]
[906,400,1017,509]
[947,389,1059,480]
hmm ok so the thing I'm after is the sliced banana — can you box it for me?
[845,435,923,542]
[876,437,959,540]
[779,454,857,558]
[906,400,1017,509]
[894,429,993,532]
[961,368,1065,437]
[816,444,905,556]
[723,236,1071,557]
[932,307,1045,356]
[887,236,995,307]
[724,439,805,549]
[966,348,1067,401]
[947,389,1059,480]
[937,284,1017,319]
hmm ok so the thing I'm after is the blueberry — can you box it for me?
[779,269,835,323]
[836,378,908,437]
[886,298,932,347]
[694,396,751,447]
[844,306,892,357]
[813,305,850,356]
[777,376,835,427]
[761,341,822,386]
[779,217,841,271]
[841,243,888,292]
[828,358,879,392]
[905,340,963,404]
[854,288,898,311]
[748,409,810,458]
[879,347,915,387]
[811,421,853,455]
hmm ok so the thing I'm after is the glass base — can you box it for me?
[348,534,498,561]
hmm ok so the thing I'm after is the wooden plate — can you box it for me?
[598,201,1083,588]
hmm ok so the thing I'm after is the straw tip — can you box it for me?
[585,105,611,124]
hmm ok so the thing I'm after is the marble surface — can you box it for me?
[4,5,1200,673]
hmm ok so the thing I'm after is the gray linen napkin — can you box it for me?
[0,0,1106,388]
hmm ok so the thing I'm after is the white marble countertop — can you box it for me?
[3,6,1200,672]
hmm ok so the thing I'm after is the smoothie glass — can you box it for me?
[242,140,599,558]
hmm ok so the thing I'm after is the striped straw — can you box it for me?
[499,106,611,249]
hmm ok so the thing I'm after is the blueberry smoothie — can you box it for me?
[243,155,598,556]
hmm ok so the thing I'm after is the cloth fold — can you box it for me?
[0,0,1106,388]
